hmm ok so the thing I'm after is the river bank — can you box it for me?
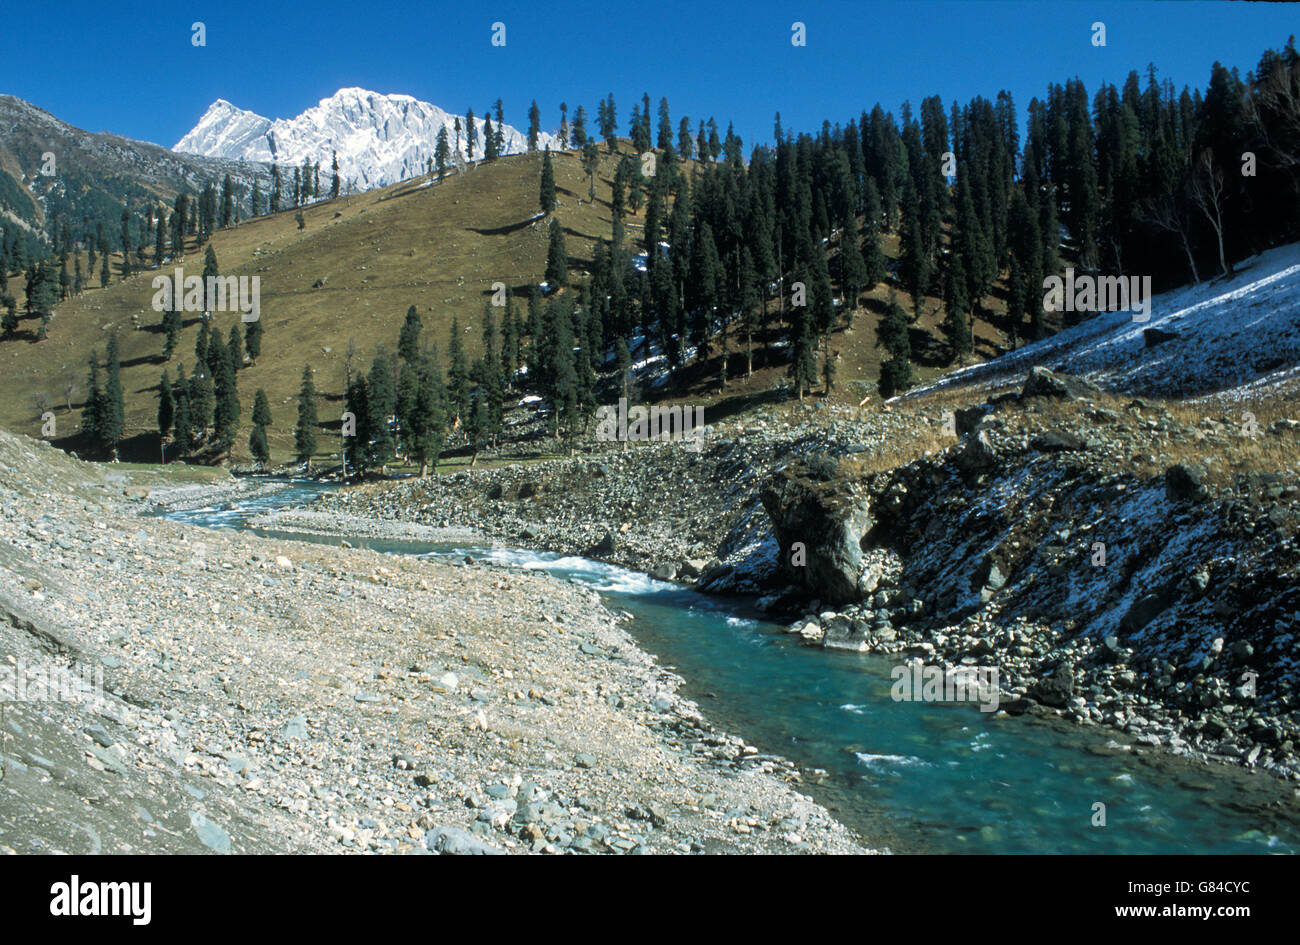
[306,375,1300,785]
[0,430,869,854]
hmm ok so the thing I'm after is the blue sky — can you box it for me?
[4,1,1296,151]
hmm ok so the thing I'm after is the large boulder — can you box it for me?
[1165,464,1209,502]
[1020,366,1101,401]
[760,459,874,605]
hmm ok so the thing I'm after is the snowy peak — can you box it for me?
[174,88,562,191]
[176,99,272,158]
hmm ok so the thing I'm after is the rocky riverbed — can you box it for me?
[313,369,1300,784]
[0,430,868,854]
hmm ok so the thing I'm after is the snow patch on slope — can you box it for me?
[913,241,1300,401]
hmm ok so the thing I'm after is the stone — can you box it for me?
[1020,366,1101,401]
[1030,665,1075,708]
[1143,327,1178,347]
[1031,430,1087,452]
[423,826,505,855]
[760,459,875,605]
[1165,464,1209,502]
[188,811,232,853]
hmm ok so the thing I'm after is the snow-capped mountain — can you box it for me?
[174,87,563,191]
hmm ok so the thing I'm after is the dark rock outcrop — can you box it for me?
[760,460,874,605]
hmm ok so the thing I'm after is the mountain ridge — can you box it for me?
[175,87,565,191]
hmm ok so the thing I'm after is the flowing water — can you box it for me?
[156,480,1300,854]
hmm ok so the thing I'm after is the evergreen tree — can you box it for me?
[465,108,476,159]
[211,334,240,460]
[331,151,341,198]
[876,289,913,398]
[483,111,498,161]
[366,351,396,470]
[248,421,268,468]
[600,94,619,153]
[398,305,422,363]
[189,361,214,439]
[447,317,469,425]
[539,148,557,214]
[172,382,192,460]
[499,292,519,388]
[528,100,541,151]
[545,218,568,287]
[82,352,103,448]
[202,245,219,311]
[101,334,125,459]
[157,369,174,444]
[227,324,243,371]
[942,254,972,359]
[409,358,446,476]
[244,316,262,364]
[344,374,371,474]
[294,364,318,468]
[435,127,451,178]
[154,215,166,264]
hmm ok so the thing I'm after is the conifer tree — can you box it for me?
[435,127,451,178]
[244,317,262,365]
[172,380,192,460]
[447,318,469,426]
[202,245,219,311]
[294,364,317,469]
[101,334,125,460]
[344,374,371,474]
[499,292,519,389]
[227,324,243,371]
[483,111,498,161]
[877,289,913,398]
[942,254,972,359]
[398,305,422,363]
[365,351,396,471]
[539,148,557,214]
[528,100,541,151]
[83,352,103,448]
[331,151,341,198]
[409,358,446,477]
[157,369,174,447]
[211,334,240,460]
[545,218,568,287]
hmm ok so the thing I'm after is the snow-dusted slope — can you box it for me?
[175,87,563,191]
[915,242,1300,401]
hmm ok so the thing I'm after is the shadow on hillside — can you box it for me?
[121,353,166,370]
[467,216,544,237]
[909,327,950,368]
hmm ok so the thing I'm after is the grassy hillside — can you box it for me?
[0,141,1021,466]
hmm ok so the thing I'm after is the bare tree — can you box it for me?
[1188,148,1232,279]
[1246,57,1300,170]
[344,335,358,389]
[1138,192,1200,285]
[62,374,77,411]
